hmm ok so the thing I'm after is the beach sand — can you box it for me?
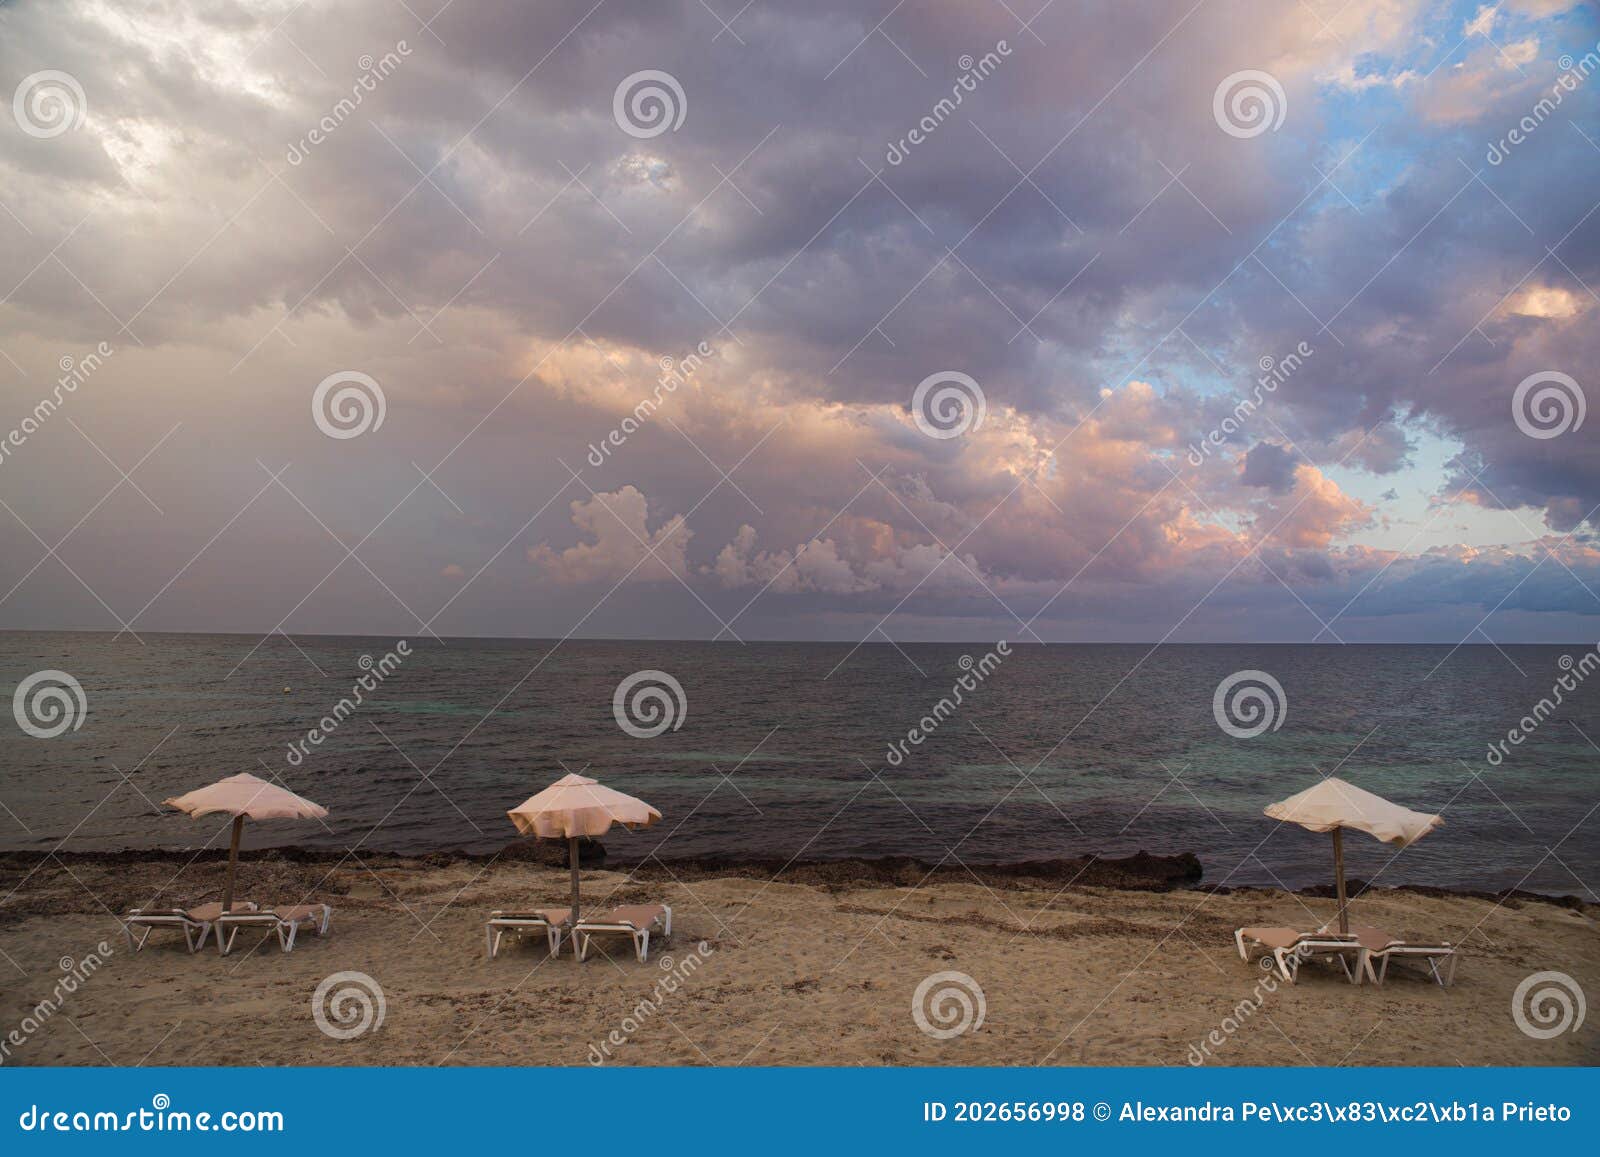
[2,853,1596,1067]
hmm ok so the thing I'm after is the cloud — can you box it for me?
[0,0,1596,642]
[530,487,691,584]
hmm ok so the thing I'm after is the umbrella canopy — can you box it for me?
[506,773,660,924]
[164,773,328,914]
[1264,776,1442,932]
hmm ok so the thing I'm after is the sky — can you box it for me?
[0,0,1598,644]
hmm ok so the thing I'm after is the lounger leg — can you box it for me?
[1377,955,1390,986]
[1443,954,1458,988]
[1337,953,1357,984]
[547,926,560,956]
[183,924,197,954]
[1234,929,1248,961]
[126,924,152,952]
[195,922,212,952]
[577,933,590,962]
[1274,947,1296,984]
[283,922,299,952]
[637,931,649,963]
[662,907,671,937]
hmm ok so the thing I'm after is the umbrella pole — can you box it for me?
[569,836,580,926]
[221,815,245,914]
[1332,827,1349,935]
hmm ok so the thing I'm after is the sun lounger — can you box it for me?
[485,907,571,958]
[1235,925,1362,984]
[574,904,672,963]
[1346,924,1457,987]
[124,902,256,953]
[216,903,332,955]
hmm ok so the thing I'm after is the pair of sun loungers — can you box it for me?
[1235,924,1457,987]
[124,902,333,956]
[485,903,671,962]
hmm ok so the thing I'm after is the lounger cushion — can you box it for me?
[489,908,571,924]
[582,904,665,930]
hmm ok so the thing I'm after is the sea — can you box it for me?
[2,633,1596,897]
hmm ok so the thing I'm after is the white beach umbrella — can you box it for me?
[506,772,661,923]
[163,772,328,914]
[1264,776,1442,933]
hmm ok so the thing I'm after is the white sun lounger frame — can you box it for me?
[574,906,672,963]
[485,911,565,958]
[216,904,332,955]
[1361,940,1458,987]
[124,906,249,954]
[1234,928,1362,984]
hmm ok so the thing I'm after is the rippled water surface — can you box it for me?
[2,633,1596,895]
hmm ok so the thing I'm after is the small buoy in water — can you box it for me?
[282,687,291,694]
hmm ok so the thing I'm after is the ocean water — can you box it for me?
[1,632,1596,896]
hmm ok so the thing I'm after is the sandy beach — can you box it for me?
[2,851,1595,1067]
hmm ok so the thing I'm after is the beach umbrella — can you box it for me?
[1264,776,1442,934]
[163,772,329,915]
[506,772,661,924]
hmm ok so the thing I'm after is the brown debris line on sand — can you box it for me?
[5,844,1595,910]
